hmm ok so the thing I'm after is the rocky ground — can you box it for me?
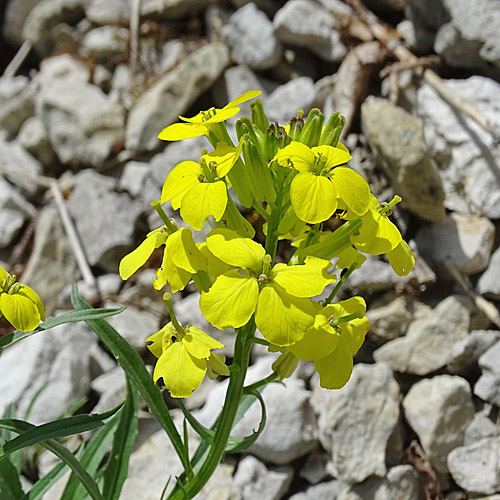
[1,0,500,499]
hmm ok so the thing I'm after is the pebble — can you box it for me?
[478,246,500,299]
[474,341,500,406]
[81,26,129,61]
[0,75,35,136]
[85,0,131,25]
[18,115,55,166]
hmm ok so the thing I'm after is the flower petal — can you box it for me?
[335,246,366,269]
[314,336,353,389]
[180,181,227,230]
[272,141,315,172]
[200,270,259,330]
[161,161,201,208]
[387,239,415,276]
[255,284,315,346]
[183,325,224,359]
[147,322,175,358]
[329,167,370,216]
[153,252,192,292]
[167,227,207,273]
[206,228,265,273]
[154,342,206,398]
[0,266,8,283]
[312,145,352,168]
[0,292,40,332]
[271,256,335,297]
[287,325,339,361]
[158,123,207,141]
[17,285,46,322]
[197,242,231,277]
[224,90,262,109]
[290,172,338,223]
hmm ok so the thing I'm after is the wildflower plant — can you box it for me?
[0,91,414,500]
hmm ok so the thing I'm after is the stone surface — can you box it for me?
[448,437,500,495]
[264,77,316,124]
[465,410,499,446]
[125,42,229,153]
[361,97,445,222]
[81,26,129,61]
[373,295,472,375]
[478,247,500,299]
[234,456,293,500]
[289,481,346,500]
[38,78,124,168]
[91,366,127,413]
[312,363,400,484]
[67,170,144,272]
[415,213,494,275]
[475,341,500,406]
[222,3,281,71]
[21,203,81,313]
[416,76,500,219]
[273,0,346,62]
[0,75,35,135]
[18,115,55,166]
[140,0,217,19]
[0,321,96,424]
[85,0,131,25]
[447,330,500,375]
[387,465,420,500]
[403,375,474,473]
[119,161,159,199]
[3,0,40,42]
[33,53,91,91]
[337,477,391,500]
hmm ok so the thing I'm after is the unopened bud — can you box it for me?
[250,99,269,132]
[299,109,325,147]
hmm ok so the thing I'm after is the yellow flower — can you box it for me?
[199,229,335,346]
[0,266,45,332]
[147,321,228,398]
[157,90,262,141]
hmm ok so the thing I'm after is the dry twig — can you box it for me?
[2,40,33,78]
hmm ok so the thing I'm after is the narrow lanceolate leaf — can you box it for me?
[0,307,126,351]
[102,378,139,500]
[0,420,104,500]
[0,405,122,458]
[0,456,23,500]
[70,285,189,475]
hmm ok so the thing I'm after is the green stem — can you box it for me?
[163,294,183,333]
[252,201,269,221]
[167,319,256,500]
[324,264,357,305]
[244,372,278,392]
[329,312,362,327]
[251,337,271,347]
[152,201,176,232]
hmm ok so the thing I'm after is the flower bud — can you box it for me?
[288,114,304,142]
[272,350,299,381]
[320,112,345,147]
[299,109,325,147]
[250,99,269,132]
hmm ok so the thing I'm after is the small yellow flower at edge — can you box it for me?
[0,266,45,332]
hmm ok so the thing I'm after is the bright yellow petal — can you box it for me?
[197,242,231,277]
[387,240,415,276]
[0,292,40,332]
[153,252,192,292]
[224,90,262,109]
[147,323,175,358]
[312,145,352,168]
[183,325,224,359]
[200,270,258,330]
[17,285,45,322]
[314,336,353,389]
[271,256,335,297]
[255,284,315,346]
[161,161,201,208]
[119,229,167,280]
[167,227,207,274]
[272,141,315,172]
[207,352,230,378]
[154,342,206,398]
[0,266,8,283]
[181,107,239,124]
[288,325,339,361]
[329,167,370,216]
[290,172,338,223]
[157,122,207,141]
[206,228,265,272]
[335,246,366,269]
[180,182,227,230]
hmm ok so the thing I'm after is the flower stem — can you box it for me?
[152,200,176,232]
[324,264,357,305]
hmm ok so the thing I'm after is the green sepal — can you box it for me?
[320,112,345,147]
[299,109,325,147]
[226,158,254,208]
[250,99,269,132]
[288,116,304,142]
[217,195,256,238]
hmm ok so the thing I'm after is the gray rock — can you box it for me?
[22,0,85,45]
[67,170,144,272]
[0,76,35,135]
[373,296,473,375]
[159,40,187,73]
[312,363,400,484]
[403,375,474,473]
[337,477,391,500]
[465,411,499,446]
[33,53,91,91]
[81,26,129,61]
[448,437,500,495]
[91,366,127,413]
[0,135,43,198]
[125,42,229,153]
[475,341,500,406]
[416,77,500,218]
[85,0,131,25]
[234,455,293,500]
[0,176,35,248]
[273,0,346,62]
[2,0,39,43]
[120,161,159,199]
[222,3,281,71]
[415,213,494,275]
[140,0,216,19]
[289,481,346,500]
[387,465,420,500]
[18,116,56,166]
[0,321,96,424]
[361,98,445,222]
[448,330,500,375]
[38,79,124,169]
[478,247,500,299]
[21,203,81,313]
[298,449,330,485]
[264,77,316,124]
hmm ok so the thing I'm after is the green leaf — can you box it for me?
[0,307,126,351]
[101,378,138,500]
[0,404,122,458]
[70,285,190,475]
[0,456,24,500]
[62,417,119,500]
[0,420,104,500]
